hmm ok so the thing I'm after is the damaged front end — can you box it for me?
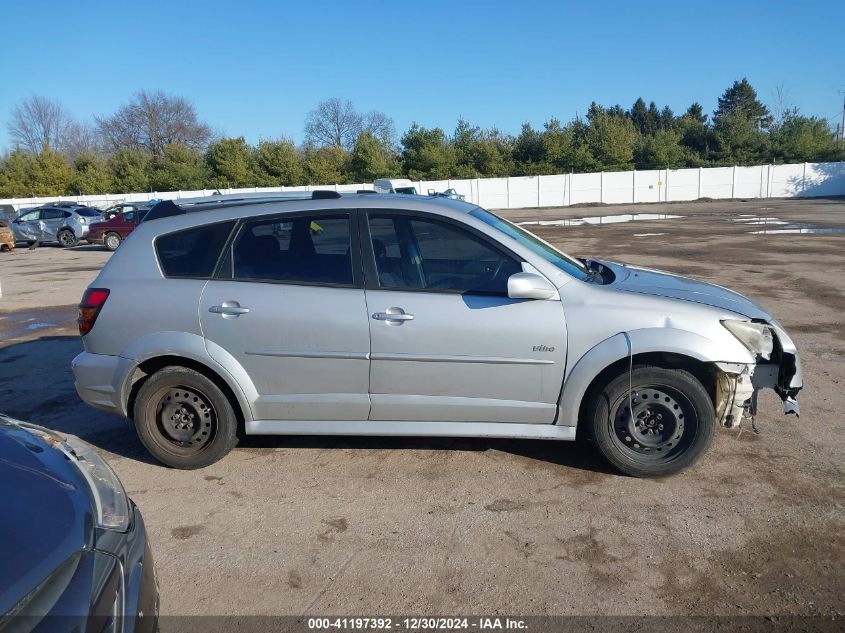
[715,320,802,429]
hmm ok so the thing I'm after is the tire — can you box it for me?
[587,365,715,478]
[104,232,121,251]
[133,366,239,469]
[58,229,78,248]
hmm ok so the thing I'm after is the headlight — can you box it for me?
[8,419,130,530]
[61,436,130,531]
[722,320,773,360]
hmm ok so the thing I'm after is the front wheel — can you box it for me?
[58,229,78,248]
[587,365,715,477]
[104,232,121,251]
[133,366,239,469]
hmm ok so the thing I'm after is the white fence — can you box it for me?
[2,161,844,213]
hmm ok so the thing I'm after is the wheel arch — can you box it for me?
[123,354,252,431]
[557,328,752,429]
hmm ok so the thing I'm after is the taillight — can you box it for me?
[78,288,110,336]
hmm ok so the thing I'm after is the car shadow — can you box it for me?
[13,242,109,252]
[237,433,613,473]
[0,333,613,475]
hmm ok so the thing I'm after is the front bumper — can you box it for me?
[95,505,159,633]
[715,323,802,427]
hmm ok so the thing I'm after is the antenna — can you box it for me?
[838,86,845,141]
[840,90,845,141]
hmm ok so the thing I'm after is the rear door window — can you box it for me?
[155,221,236,278]
[223,214,353,286]
[40,208,65,220]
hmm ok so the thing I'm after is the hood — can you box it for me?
[0,416,94,615]
[601,261,772,320]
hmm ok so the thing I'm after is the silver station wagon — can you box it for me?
[72,192,802,476]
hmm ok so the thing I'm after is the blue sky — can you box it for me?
[1,0,843,151]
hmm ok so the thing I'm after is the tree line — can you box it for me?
[1,79,843,198]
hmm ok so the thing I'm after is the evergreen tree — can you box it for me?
[714,78,773,129]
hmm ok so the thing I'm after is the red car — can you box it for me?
[87,206,150,251]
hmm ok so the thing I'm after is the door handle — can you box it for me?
[372,309,414,322]
[209,301,250,318]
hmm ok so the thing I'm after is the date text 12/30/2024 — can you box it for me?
[307,618,528,630]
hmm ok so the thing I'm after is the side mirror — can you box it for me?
[507,272,557,300]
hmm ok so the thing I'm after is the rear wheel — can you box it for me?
[588,365,715,477]
[58,229,78,248]
[133,366,239,469]
[104,232,121,251]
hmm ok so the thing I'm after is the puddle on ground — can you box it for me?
[25,322,58,331]
[0,306,78,342]
[517,209,845,239]
[750,227,845,235]
[733,214,845,236]
[519,213,683,227]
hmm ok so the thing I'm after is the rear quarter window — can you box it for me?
[155,221,235,278]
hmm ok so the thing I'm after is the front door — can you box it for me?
[13,210,42,242]
[199,210,371,421]
[362,211,568,424]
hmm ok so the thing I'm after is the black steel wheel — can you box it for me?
[134,366,239,469]
[588,365,715,477]
[58,229,78,248]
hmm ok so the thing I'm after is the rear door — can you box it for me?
[362,210,568,424]
[39,208,66,240]
[199,210,371,421]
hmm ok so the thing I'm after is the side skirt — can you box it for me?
[245,420,577,441]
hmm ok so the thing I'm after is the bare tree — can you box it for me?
[7,95,71,152]
[304,98,362,150]
[60,120,102,159]
[96,90,211,155]
[772,84,795,124]
[362,110,396,147]
[304,98,395,151]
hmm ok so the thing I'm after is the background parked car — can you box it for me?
[88,205,152,251]
[373,178,419,195]
[0,413,158,632]
[102,202,153,221]
[0,220,14,252]
[10,205,103,247]
[0,204,16,222]
[428,187,466,200]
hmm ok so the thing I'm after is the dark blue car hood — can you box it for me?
[0,419,95,615]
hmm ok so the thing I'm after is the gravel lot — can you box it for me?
[0,197,842,620]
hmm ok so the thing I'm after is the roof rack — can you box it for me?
[142,190,342,222]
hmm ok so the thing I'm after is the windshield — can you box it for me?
[76,208,102,217]
[470,208,590,280]
[394,187,417,195]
